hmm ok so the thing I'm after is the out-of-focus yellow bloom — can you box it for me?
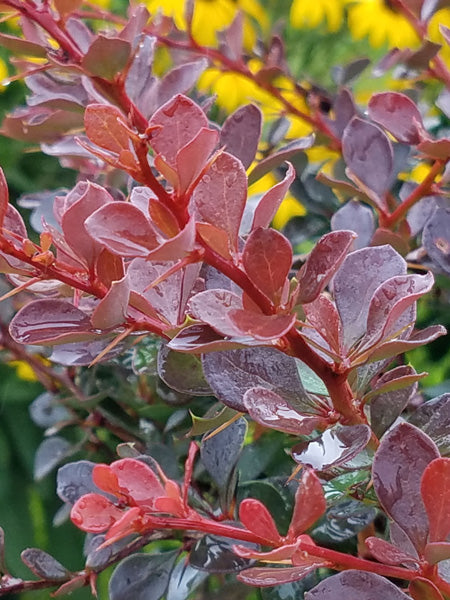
[248,171,306,229]
[290,0,345,33]
[146,0,267,48]
[0,59,8,91]
[347,0,419,49]
[428,9,450,66]
[88,0,111,8]
[8,360,38,382]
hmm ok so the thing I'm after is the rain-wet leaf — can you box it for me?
[238,562,326,587]
[220,104,262,169]
[109,552,177,600]
[189,535,256,573]
[157,344,211,396]
[305,570,411,599]
[34,436,73,481]
[29,392,71,428]
[409,394,450,455]
[312,500,377,545]
[422,207,450,276]
[56,460,99,504]
[421,458,450,543]
[21,548,70,581]
[368,92,424,145]
[166,559,208,600]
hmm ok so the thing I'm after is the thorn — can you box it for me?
[89,326,134,367]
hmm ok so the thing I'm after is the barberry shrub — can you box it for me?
[0,0,449,598]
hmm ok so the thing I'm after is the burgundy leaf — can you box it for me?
[248,135,315,185]
[366,325,446,363]
[0,32,47,58]
[85,202,159,257]
[251,163,295,230]
[21,548,70,581]
[238,562,326,587]
[330,201,375,250]
[196,222,232,260]
[305,570,411,600]
[243,387,327,435]
[423,207,450,276]
[146,217,196,261]
[0,168,8,229]
[189,289,242,337]
[288,469,326,539]
[158,60,208,108]
[327,87,359,137]
[192,151,247,252]
[421,458,450,543]
[243,228,292,304]
[157,344,212,396]
[409,577,445,600]
[239,498,282,545]
[168,324,255,353]
[368,92,425,144]
[84,104,134,155]
[424,542,450,565]
[366,537,418,566]
[372,422,439,553]
[9,299,94,345]
[230,309,296,341]
[342,117,394,203]
[418,138,450,160]
[0,107,83,143]
[303,294,342,355]
[82,36,131,80]
[176,128,219,195]
[91,275,130,330]
[220,104,262,169]
[297,230,356,304]
[292,425,371,471]
[333,245,406,349]
[148,94,208,167]
[409,393,450,455]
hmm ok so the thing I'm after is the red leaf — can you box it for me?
[0,168,8,230]
[92,464,120,496]
[110,458,165,506]
[192,151,247,253]
[91,274,130,330]
[230,309,296,341]
[82,36,131,80]
[176,127,219,195]
[409,577,445,600]
[70,493,123,533]
[297,231,356,304]
[189,289,243,337]
[288,469,326,540]
[368,92,425,145]
[196,222,232,260]
[146,217,196,261]
[85,104,134,155]
[239,498,282,544]
[303,294,342,355]
[237,562,325,587]
[251,163,295,230]
[85,202,159,257]
[243,228,292,305]
[244,388,327,436]
[148,94,208,167]
[366,537,418,566]
[421,458,450,542]
[418,138,450,160]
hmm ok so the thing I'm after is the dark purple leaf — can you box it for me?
[372,422,439,553]
[82,36,131,80]
[238,563,326,587]
[244,388,327,435]
[9,299,95,345]
[366,537,418,566]
[305,570,411,600]
[157,344,211,396]
[166,559,207,600]
[297,231,356,304]
[327,88,359,137]
[251,163,295,230]
[29,392,71,428]
[291,425,371,471]
[333,245,406,349]
[34,436,73,481]
[423,207,450,275]
[109,552,177,600]
[21,548,69,581]
[202,347,306,412]
[200,417,247,490]
[243,228,292,305]
[189,535,256,573]
[158,60,208,108]
[366,325,446,363]
[220,104,262,169]
[50,338,126,366]
[342,117,393,203]
[0,32,47,57]
[248,136,315,185]
[192,151,247,253]
[330,201,374,249]
[409,394,450,455]
[368,92,424,144]
[168,324,255,354]
[56,460,98,504]
[421,458,450,542]
[332,59,370,86]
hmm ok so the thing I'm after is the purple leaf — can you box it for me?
[291,425,371,471]
[333,245,406,349]
[91,274,130,330]
[409,393,450,455]
[109,552,177,600]
[192,151,247,252]
[238,563,326,587]
[305,570,411,600]
[342,117,393,204]
[251,162,295,230]
[243,228,292,304]
[366,537,418,567]
[158,60,208,108]
[372,422,439,553]
[34,436,73,481]
[21,548,69,581]
[9,299,94,345]
[148,94,208,167]
[220,104,262,169]
[82,36,131,80]
[297,231,356,304]
[248,135,315,185]
[423,207,450,276]
[202,347,306,412]
[243,388,327,435]
[331,201,375,249]
[29,392,71,429]
[85,202,159,257]
[50,338,126,366]
[57,460,98,504]
[168,324,256,354]
[327,88,359,138]
[368,92,424,145]
[407,193,439,236]
[366,325,446,363]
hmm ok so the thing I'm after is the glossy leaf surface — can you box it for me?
[421,458,450,542]
[109,552,177,600]
[305,570,411,599]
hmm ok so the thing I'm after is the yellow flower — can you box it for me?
[290,0,346,33]
[347,0,419,49]
[88,0,111,7]
[428,9,450,66]
[146,0,267,48]
[8,360,38,382]
[0,58,8,91]
[248,171,306,229]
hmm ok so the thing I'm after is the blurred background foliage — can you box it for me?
[0,0,449,598]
